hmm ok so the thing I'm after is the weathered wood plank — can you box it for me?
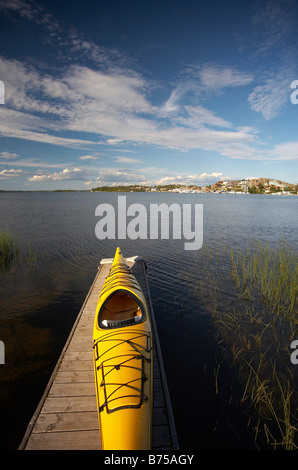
[60,351,93,363]
[48,382,95,398]
[54,370,94,383]
[58,359,94,372]
[25,430,101,450]
[152,426,172,449]
[153,407,169,427]
[41,396,97,414]
[32,411,99,433]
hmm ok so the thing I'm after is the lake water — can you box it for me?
[0,191,297,449]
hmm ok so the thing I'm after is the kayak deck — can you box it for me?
[19,255,179,450]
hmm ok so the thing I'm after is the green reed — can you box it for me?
[230,240,297,326]
[0,229,22,270]
[196,240,298,449]
[0,229,39,271]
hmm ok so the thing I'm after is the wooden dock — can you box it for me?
[19,256,179,451]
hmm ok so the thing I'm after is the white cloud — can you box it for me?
[64,66,153,114]
[0,107,95,148]
[160,64,253,118]
[0,157,72,168]
[248,69,293,120]
[0,57,157,147]
[0,151,19,159]
[29,167,87,182]
[177,105,232,128]
[0,0,128,69]
[196,172,223,181]
[252,0,295,55]
[113,156,143,164]
[0,0,43,22]
[0,0,61,33]
[95,169,148,185]
[222,139,298,161]
[156,172,224,186]
[0,55,285,164]
[248,0,297,120]
[140,125,257,153]
[90,167,226,187]
[1,126,96,148]
[0,168,24,179]
[197,64,254,90]
[268,141,298,161]
[0,57,76,115]
[160,88,184,114]
[79,155,100,160]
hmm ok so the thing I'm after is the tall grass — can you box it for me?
[198,240,298,449]
[226,241,297,449]
[230,241,298,326]
[0,229,22,270]
[0,229,38,271]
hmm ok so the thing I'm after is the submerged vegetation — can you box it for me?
[198,241,297,449]
[0,229,39,272]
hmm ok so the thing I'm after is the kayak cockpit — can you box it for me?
[98,290,145,329]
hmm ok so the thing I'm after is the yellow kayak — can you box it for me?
[93,247,153,450]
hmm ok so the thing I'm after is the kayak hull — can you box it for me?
[93,248,153,450]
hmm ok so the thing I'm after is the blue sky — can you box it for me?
[0,0,298,190]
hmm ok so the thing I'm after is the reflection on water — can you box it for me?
[0,192,297,449]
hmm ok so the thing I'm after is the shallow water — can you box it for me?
[0,191,297,449]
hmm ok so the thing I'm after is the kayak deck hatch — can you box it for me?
[94,330,151,413]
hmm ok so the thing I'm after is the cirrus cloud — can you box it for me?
[0,55,260,157]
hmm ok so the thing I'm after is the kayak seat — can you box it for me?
[101,316,142,328]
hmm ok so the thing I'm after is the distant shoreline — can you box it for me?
[0,190,297,195]
[1,178,298,195]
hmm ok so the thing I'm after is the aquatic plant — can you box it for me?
[0,229,22,270]
[196,240,298,449]
[229,240,298,327]
[0,229,39,272]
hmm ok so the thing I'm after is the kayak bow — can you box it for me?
[93,247,153,450]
